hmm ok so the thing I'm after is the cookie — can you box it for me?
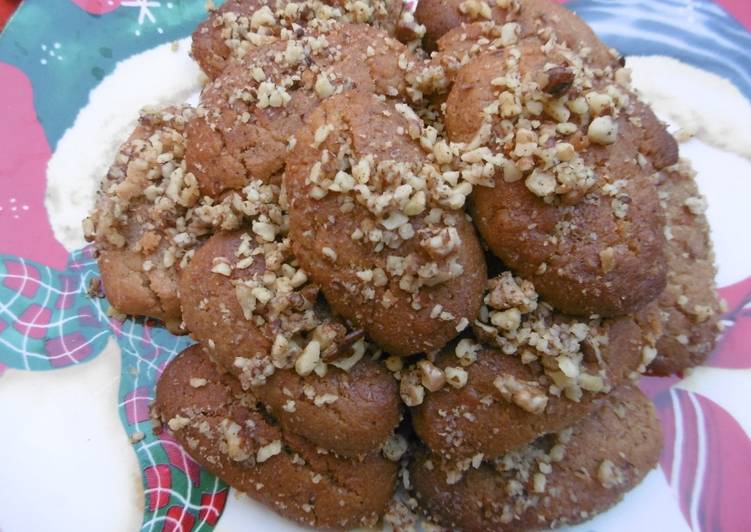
[410,286,647,460]
[416,0,612,66]
[648,160,721,375]
[187,23,416,197]
[410,384,662,531]
[191,0,405,79]
[84,107,200,332]
[178,229,402,455]
[444,41,668,317]
[155,344,398,529]
[285,90,487,356]
[254,358,402,456]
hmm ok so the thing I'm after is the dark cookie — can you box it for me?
[445,43,667,316]
[411,384,662,531]
[411,314,644,460]
[417,0,613,66]
[179,229,402,455]
[155,344,398,529]
[648,161,721,375]
[285,90,487,356]
[84,107,201,332]
[187,23,416,197]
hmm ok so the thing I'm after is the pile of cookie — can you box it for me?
[84,0,722,529]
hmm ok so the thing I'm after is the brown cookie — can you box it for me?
[410,312,644,461]
[417,0,613,65]
[178,229,402,455]
[254,359,402,456]
[178,229,274,366]
[433,22,678,169]
[84,107,201,333]
[191,0,405,80]
[285,90,487,356]
[648,161,721,375]
[410,384,663,531]
[187,23,416,197]
[444,42,668,317]
[155,344,398,529]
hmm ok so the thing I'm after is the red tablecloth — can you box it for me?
[0,0,21,30]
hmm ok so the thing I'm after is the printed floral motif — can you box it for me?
[0,247,228,531]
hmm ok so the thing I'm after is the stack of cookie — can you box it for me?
[84,0,722,529]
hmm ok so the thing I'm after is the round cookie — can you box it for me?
[84,107,201,332]
[191,0,405,79]
[155,344,398,529]
[648,161,721,375]
[179,229,278,368]
[433,23,678,169]
[187,23,416,197]
[254,359,402,456]
[445,42,667,317]
[410,316,644,461]
[285,90,487,356]
[410,384,662,531]
[416,0,613,66]
[179,229,402,455]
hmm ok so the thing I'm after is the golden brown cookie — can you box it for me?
[285,90,487,356]
[416,0,613,65]
[191,0,405,79]
[410,318,644,461]
[254,359,402,456]
[179,229,276,368]
[648,161,721,375]
[444,41,668,317]
[84,107,201,332]
[178,229,402,455]
[155,344,398,529]
[187,23,416,197]
[410,384,662,531]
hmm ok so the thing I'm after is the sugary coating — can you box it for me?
[410,314,644,460]
[445,42,668,317]
[285,90,487,356]
[84,107,200,332]
[410,384,662,531]
[416,0,613,66]
[187,23,416,197]
[155,344,398,529]
[191,0,405,79]
[648,160,721,375]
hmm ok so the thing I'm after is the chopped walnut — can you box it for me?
[494,374,549,414]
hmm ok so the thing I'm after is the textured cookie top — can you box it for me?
[155,344,398,529]
[192,0,405,79]
[411,384,663,530]
[440,36,669,317]
[188,23,416,197]
[285,90,487,356]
